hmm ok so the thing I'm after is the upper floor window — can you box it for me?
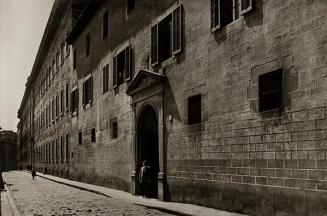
[61,42,65,64]
[60,89,64,114]
[103,64,109,94]
[151,5,182,66]
[211,0,253,32]
[56,52,60,71]
[73,49,77,69]
[111,118,118,139]
[66,32,70,56]
[127,0,135,14]
[78,131,82,145]
[65,83,69,111]
[259,69,283,112]
[71,88,79,113]
[103,11,109,39]
[86,33,90,57]
[113,46,132,88]
[82,76,93,106]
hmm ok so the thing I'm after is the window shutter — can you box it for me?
[211,0,220,31]
[82,82,85,105]
[125,46,131,81]
[76,88,79,111]
[172,5,182,55]
[113,56,117,88]
[151,24,158,66]
[240,0,253,15]
[89,77,93,102]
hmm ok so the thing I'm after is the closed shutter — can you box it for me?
[172,5,182,55]
[151,24,158,66]
[240,0,253,14]
[211,0,220,31]
[113,56,117,88]
[125,46,131,81]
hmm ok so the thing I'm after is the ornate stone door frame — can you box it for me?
[127,69,166,200]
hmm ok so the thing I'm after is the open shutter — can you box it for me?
[151,24,158,66]
[113,56,117,88]
[76,88,79,111]
[211,0,220,31]
[90,76,93,102]
[240,0,253,15]
[172,5,182,55]
[125,46,131,81]
[82,82,85,105]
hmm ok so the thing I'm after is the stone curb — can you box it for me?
[4,185,21,216]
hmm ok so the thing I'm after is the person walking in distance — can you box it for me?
[31,168,36,180]
[139,160,151,198]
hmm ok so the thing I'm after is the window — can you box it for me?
[65,83,69,111]
[111,118,118,139]
[211,0,253,32]
[71,88,79,113]
[56,139,58,163]
[52,99,55,122]
[86,33,90,57]
[188,94,202,125]
[103,64,109,94]
[66,134,69,162]
[66,32,70,56]
[113,46,132,88]
[78,132,82,144]
[103,11,109,39]
[83,76,93,106]
[61,42,65,64]
[91,128,96,143]
[52,61,56,79]
[259,69,283,112]
[151,6,182,66]
[60,89,64,114]
[56,52,60,71]
[56,94,59,118]
[73,49,77,69]
[127,0,135,14]
[61,137,64,163]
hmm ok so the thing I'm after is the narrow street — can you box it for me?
[2,172,175,216]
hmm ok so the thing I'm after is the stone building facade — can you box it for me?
[19,0,327,215]
[0,130,17,171]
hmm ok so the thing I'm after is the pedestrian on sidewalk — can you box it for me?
[139,160,151,198]
[0,170,5,191]
[31,168,36,180]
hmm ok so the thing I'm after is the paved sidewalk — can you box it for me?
[35,172,246,216]
[1,185,20,216]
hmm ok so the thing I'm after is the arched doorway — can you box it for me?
[137,105,159,198]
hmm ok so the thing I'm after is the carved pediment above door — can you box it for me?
[126,69,166,96]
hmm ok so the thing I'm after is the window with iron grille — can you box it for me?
[78,132,82,145]
[91,128,96,143]
[259,69,283,112]
[111,118,118,139]
[188,94,202,125]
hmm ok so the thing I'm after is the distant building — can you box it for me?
[18,0,327,215]
[0,130,17,171]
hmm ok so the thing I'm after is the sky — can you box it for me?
[0,0,54,131]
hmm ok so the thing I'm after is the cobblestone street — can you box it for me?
[3,172,175,216]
